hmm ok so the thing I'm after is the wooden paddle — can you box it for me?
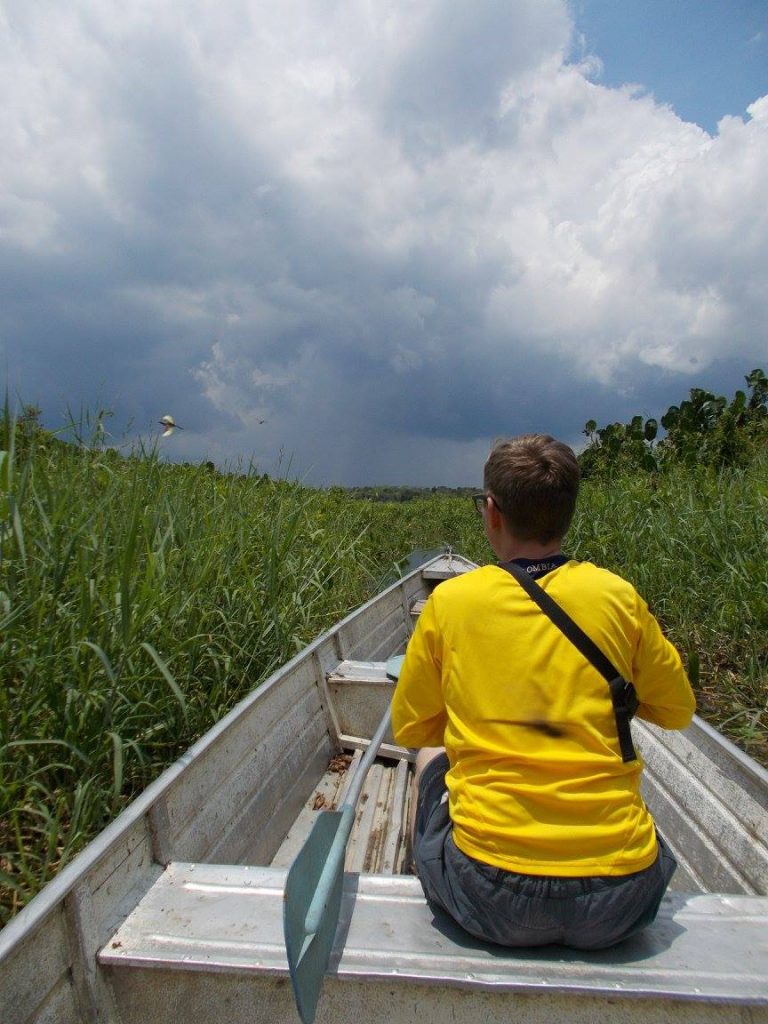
[283,655,404,1024]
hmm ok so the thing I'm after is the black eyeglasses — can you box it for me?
[472,492,504,516]
[471,492,487,515]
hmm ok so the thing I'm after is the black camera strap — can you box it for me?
[499,561,639,763]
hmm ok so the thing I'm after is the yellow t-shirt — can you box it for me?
[392,562,695,877]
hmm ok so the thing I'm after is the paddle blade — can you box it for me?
[284,810,345,1024]
[386,654,405,681]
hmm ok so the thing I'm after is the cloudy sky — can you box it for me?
[2,0,767,485]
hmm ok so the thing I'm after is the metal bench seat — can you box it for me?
[100,862,768,1023]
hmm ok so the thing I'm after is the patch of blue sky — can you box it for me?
[570,0,768,134]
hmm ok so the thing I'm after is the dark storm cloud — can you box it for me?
[1,1,767,485]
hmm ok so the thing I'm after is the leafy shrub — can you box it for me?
[580,369,768,477]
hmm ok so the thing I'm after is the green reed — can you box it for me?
[0,430,377,923]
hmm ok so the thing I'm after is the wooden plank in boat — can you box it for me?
[270,749,412,875]
[379,758,411,874]
[345,760,410,874]
[337,734,414,761]
[347,761,386,873]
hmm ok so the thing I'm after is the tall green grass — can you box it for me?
[1,418,766,926]
[0,429,382,924]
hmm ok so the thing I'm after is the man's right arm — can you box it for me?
[391,596,448,748]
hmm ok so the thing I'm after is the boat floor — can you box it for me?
[268,749,704,891]
[271,750,414,875]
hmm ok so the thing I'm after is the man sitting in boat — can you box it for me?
[391,433,696,950]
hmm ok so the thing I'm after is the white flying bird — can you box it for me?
[159,414,184,437]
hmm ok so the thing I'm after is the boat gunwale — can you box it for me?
[677,714,768,791]
[0,555,457,957]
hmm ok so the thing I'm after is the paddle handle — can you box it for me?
[303,705,392,936]
[342,705,392,809]
[303,805,354,936]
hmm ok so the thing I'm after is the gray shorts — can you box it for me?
[413,753,677,950]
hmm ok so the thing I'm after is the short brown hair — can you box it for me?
[483,434,580,544]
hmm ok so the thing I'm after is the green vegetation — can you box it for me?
[341,484,476,503]
[580,369,768,478]
[1,380,767,926]
[0,411,381,924]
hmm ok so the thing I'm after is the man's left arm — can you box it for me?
[632,596,696,729]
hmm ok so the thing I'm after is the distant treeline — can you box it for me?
[338,485,476,503]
